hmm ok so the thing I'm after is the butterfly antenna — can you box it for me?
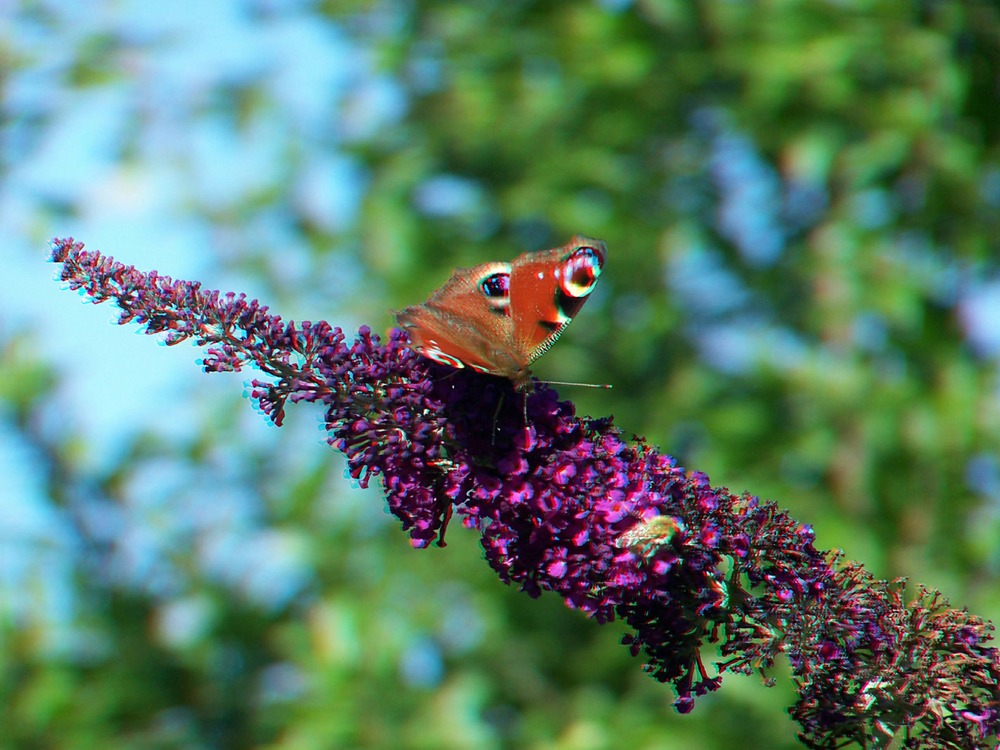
[534,379,613,389]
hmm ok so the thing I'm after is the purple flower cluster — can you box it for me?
[51,238,1000,749]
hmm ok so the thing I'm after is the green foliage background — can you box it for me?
[3,1,1000,748]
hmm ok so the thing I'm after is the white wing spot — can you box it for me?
[420,345,465,369]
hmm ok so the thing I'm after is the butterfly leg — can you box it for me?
[491,391,506,446]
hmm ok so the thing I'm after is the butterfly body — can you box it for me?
[395,236,607,391]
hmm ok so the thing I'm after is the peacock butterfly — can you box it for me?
[395,235,607,391]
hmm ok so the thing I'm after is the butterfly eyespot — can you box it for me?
[480,273,510,299]
[478,271,511,315]
[419,346,465,368]
[559,247,603,298]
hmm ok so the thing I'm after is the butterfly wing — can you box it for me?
[396,236,607,390]
[395,261,524,377]
[508,235,607,365]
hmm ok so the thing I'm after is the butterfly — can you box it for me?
[395,236,607,391]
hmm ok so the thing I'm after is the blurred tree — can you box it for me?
[2,0,1000,748]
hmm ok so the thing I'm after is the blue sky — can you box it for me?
[1,0,398,635]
